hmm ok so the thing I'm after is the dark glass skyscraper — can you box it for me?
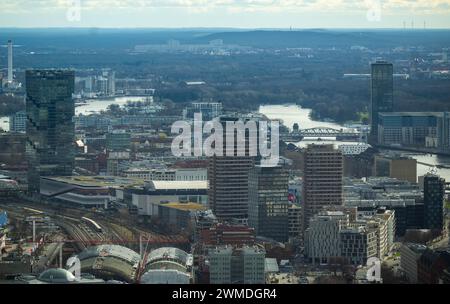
[370,61,394,144]
[423,173,445,232]
[26,70,75,194]
[248,165,289,242]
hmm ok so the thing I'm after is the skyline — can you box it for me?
[0,0,450,29]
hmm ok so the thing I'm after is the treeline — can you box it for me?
[0,95,25,117]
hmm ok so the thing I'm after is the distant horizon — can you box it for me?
[1,1,450,29]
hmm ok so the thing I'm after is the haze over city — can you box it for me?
[1,0,450,28]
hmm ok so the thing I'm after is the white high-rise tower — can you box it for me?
[7,40,13,83]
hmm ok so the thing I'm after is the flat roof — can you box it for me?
[149,180,208,190]
[43,176,146,188]
[160,202,207,211]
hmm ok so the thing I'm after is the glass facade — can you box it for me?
[371,61,394,142]
[248,165,289,242]
[26,70,75,193]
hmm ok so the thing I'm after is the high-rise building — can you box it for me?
[208,117,255,223]
[26,70,75,194]
[370,61,393,143]
[303,144,343,230]
[423,173,445,231]
[7,40,13,83]
[248,165,289,242]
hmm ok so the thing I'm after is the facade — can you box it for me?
[128,181,208,216]
[106,131,131,152]
[209,245,265,284]
[374,154,417,183]
[378,112,441,148]
[158,202,207,231]
[400,243,427,283]
[248,165,289,242]
[339,226,378,266]
[303,144,343,230]
[305,211,349,264]
[370,60,394,143]
[26,70,75,194]
[288,204,303,243]
[183,102,223,121]
[9,110,26,133]
[423,174,445,231]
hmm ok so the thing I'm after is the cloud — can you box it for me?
[1,0,450,15]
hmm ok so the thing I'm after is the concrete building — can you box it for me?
[400,243,427,283]
[208,117,255,223]
[339,226,378,266]
[248,165,289,242]
[374,154,417,183]
[370,60,394,143]
[304,211,349,264]
[26,70,75,194]
[209,245,265,284]
[158,202,207,231]
[288,204,303,244]
[423,173,445,232]
[303,144,343,230]
[127,181,208,216]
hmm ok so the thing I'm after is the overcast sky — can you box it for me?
[1,0,450,29]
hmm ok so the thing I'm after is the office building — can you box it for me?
[378,112,440,148]
[106,130,131,152]
[423,173,445,232]
[26,70,75,194]
[248,165,289,242]
[374,154,417,183]
[288,204,303,243]
[9,111,26,133]
[183,102,223,121]
[370,60,394,143]
[340,226,378,266]
[400,243,427,283]
[303,144,343,230]
[209,245,265,284]
[208,117,255,223]
[304,211,349,264]
[7,40,13,83]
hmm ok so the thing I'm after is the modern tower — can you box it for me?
[248,164,289,242]
[26,70,75,194]
[370,60,394,144]
[7,40,13,83]
[302,144,343,230]
[208,117,256,223]
[423,173,445,232]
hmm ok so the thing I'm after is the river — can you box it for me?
[75,96,151,115]
[259,104,450,181]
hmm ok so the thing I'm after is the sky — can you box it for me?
[1,0,450,29]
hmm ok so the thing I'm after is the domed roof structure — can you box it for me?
[38,268,77,283]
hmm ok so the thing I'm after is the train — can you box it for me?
[81,217,103,233]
